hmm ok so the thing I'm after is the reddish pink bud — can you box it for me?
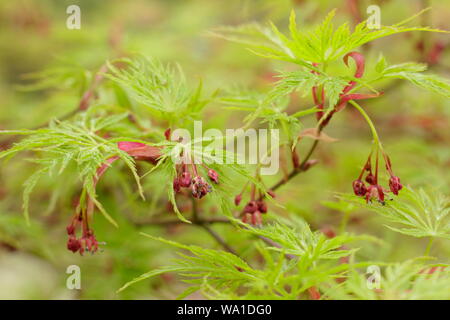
[234,194,242,206]
[191,176,212,199]
[207,169,219,184]
[257,201,267,214]
[67,236,81,254]
[164,128,171,140]
[427,41,445,65]
[173,178,181,193]
[389,176,403,195]
[267,190,276,198]
[320,227,336,239]
[66,224,75,236]
[352,179,367,197]
[244,201,258,214]
[179,171,192,188]
[365,173,376,185]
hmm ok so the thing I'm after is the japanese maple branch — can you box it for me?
[132,216,230,226]
[268,139,320,194]
[0,64,108,150]
[191,198,238,256]
[128,201,237,255]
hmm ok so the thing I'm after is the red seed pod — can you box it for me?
[389,176,403,195]
[234,194,242,206]
[352,179,367,197]
[207,169,219,184]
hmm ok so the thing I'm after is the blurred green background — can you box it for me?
[0,0,449,299]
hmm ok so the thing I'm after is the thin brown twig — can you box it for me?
[200,223,239,256]
[132,216,230,226]
[268,140,320,194]
[254,139,320,253]
[191,198,239,256]
[0,63,109,150]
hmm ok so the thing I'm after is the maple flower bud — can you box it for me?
[207,169,219,184]
[173,178,181,193]
[164,128,171,141]
[234,194,242,206]
[84,231,98,253]
[257,201,267,214]
[352,179,367,197]
[67,236,81,254]
[320,227,336,239]
[191,176,212,199]
[179,171,192,188]
[389,176,403,195]
[365,173,376,185]
[366,184,385,203]
[267,190,276,198]
[243,201,258,214]
[66,224,76,236]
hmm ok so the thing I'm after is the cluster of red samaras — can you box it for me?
[352,151,403,204]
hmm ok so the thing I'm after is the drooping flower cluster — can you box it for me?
[66,213,98,255]
[235,184,275,226]
[353,150,403,204]
[167,128,218,199]
[173,161,218,199]
[66,140,162,254]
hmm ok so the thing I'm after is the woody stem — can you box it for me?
[192,198,238,256]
